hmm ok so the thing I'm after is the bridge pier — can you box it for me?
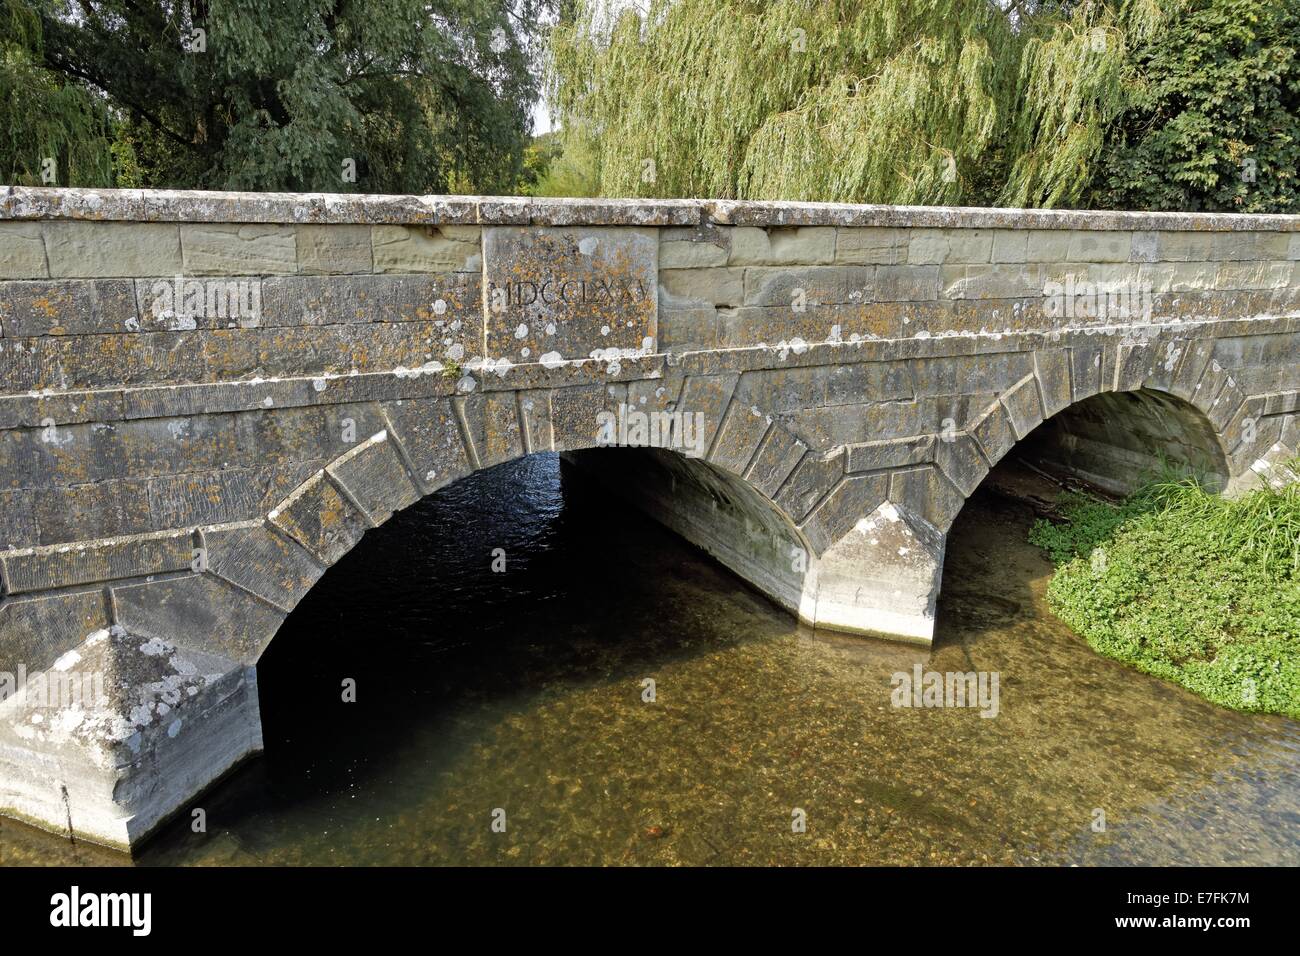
[0,626,262,851]
[564,449,946,643]
[807,501,946,642]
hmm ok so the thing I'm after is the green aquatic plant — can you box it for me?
[1029,469,1300,717]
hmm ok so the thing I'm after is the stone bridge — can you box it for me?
[0,186,1297,850]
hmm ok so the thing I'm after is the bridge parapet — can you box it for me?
[1,186,1297,849]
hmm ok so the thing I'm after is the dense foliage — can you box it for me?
[1,2,115,186]
[1029,476,1300,717]
[546,0,1300,212]
[1,0,552,193]
[1089,0,1300,212]
[546,0,1166,206]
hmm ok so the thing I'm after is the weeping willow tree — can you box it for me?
[0,1,115,187]
[546,0,1169,206]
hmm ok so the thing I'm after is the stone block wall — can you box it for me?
[0,187,1297,849]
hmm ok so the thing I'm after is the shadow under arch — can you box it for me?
[931,371,1255,544]
[235,450,818,825]
[1015,387,1231,494]
[238,429,821,667]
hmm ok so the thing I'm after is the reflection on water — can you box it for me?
[3,452,1298,866]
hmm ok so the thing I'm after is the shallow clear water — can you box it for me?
[3,452,1298,866]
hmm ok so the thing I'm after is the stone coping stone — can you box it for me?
[4,187,1299,232]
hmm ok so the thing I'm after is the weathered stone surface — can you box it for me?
[677,374,737,454]
[383,396,473,493]
[454,391,525,469]
[908,229,993,265]
[660,239,728,269]
[326,430,420,524]
[112,574,283,661]
[730,226,836,266]
[34,479,154,545]
[259,273,481,334]
[744,425,807,499]
[661,267,745,307]
[943,264,1046,300]
[659,304,721,350]
[848,434,935,473]
[801,473,889,554]
[0,279,138,336]
[1,530,194,594]
[775,449,844,522]
[148,460,323,531]
[991,230,1029,264]
[0,624,263,849]
[0,589,107,672]
[0,488,37,548]
[133,275,263,331]
[1034,349,1073,418]
[716,302,909,347]
[372,224,480,273]
[743,266,874,308]
[708,400,772,475]
[550,383,624,452]
[834,227,908,265]
[517,389,556,453]
[269,470,369,565]
[1000,374,1046,438]
[205,521,324,612]
[181,224,297,275]
[0,414,242,492]
[8,185,1298,232]
[1068,231,1132,262]
[932,432,988,497]
[484,226,657,362]
[297,224,374,274]
[969,399,1017,465]
[0,223,48,279]
[874,264,942,301]
[2,185,1297,850]
[44,222,182,277]
[808,500,944,643]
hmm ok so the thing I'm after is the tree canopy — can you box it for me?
[546,0,1166,206]
[1089,0,1299,213]
[2,0,553,193]
[545,0,1298,212]
[1,1,115,186]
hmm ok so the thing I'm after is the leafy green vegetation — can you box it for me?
[546,0,1299,213]
[1089,0,1300,213]
[1,0,554,193]
[1029,474,1300,717]
[1,2,115,186]
[546,0,1166,206]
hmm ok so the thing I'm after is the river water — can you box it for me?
[3,452,1298,865]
